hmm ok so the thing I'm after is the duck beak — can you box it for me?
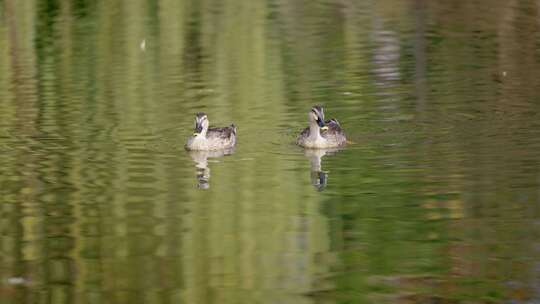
[194,121,203,135]
[316,116,326,129]
[320,125,329,131]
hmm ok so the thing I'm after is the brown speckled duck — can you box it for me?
[297,105,346,148]
[185,113,236,151]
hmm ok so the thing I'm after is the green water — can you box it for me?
[1,0,540,303]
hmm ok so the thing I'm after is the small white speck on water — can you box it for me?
[140,39,146,51]
[502,71,507,77]
[6,277,26,285]
[343,92,352,95]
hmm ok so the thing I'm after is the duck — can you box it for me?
[296,105,346,148]
[185,113,236,151]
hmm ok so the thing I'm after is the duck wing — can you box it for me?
[207,124,236,139]
[298,127,310,138]
[323,118,343,135]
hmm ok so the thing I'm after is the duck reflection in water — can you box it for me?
[304,148,341,191]
[188,148,234,189]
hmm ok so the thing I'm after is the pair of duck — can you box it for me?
[185,105,346,150]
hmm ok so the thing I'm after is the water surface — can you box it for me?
[1,0,540,303]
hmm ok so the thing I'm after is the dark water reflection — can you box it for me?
[1,0,540,303]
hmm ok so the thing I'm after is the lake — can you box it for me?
[1,0,540,303]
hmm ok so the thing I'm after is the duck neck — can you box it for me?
[309,122,321,140]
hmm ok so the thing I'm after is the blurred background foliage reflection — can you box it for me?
[1,0,540,303]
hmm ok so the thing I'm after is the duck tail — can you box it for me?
[230,123,237,134]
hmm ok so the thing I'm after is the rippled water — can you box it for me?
[2,1,540,303]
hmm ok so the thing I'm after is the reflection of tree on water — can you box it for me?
[304,148,341,191]
[188,148,234,189]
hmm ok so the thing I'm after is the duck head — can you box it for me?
[310,105,328,131]
[193,112,209,136]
